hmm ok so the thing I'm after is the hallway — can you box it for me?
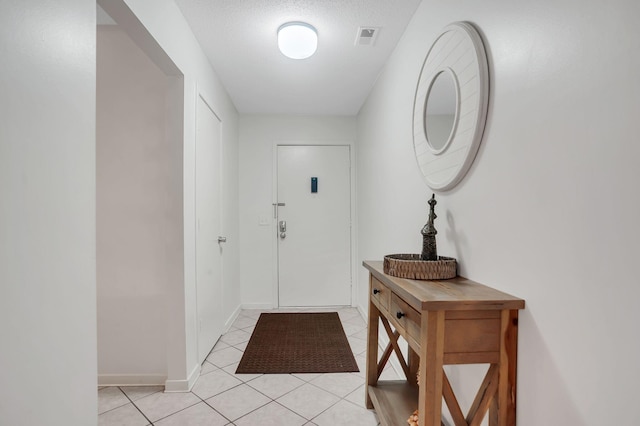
[98,308,392,425]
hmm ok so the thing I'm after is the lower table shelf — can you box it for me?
[368,381,419,426]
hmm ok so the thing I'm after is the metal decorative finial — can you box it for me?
[421,194,438,261]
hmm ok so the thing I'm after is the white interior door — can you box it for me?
[277,145,351,307]
[195,96,223,363]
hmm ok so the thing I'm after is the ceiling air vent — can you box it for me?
[355,27,380,46]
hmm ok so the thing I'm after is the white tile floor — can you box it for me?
[98,307,398,425]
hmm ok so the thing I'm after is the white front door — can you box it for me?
[277,145,352,307]
[195,96,223,363]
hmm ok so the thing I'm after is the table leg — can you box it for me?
[495,309,519,425]
[419,310,445,426]
[365,285,380,409]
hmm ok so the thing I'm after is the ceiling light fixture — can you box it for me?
[277,22,318,59]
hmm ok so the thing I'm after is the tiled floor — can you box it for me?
[98,307,399,425]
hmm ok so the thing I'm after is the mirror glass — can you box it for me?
[424,71,457,152]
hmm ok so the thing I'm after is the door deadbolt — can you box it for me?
[279,220,286,239]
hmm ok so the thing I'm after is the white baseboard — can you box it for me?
[98,374,166,387]
[241,303,273,310]
[356,304,368,322]
[164,363,200,392]
[224,305,242,333]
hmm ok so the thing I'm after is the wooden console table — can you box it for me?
[363,261,524,426]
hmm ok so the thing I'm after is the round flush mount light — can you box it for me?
[277,22,318,59]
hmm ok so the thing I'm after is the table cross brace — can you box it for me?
[441,364,500,426]
[377,316,412,381]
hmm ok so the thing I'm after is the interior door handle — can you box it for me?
[218,236,227,243]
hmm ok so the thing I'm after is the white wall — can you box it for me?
[357,0,640,424]
[239,115,357,307]
[0,0,97,424]
[98,0,240,390]
[97,26,180,383]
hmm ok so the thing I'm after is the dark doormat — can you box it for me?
[235,312,360,374]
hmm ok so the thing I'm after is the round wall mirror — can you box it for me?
[424,69,458,153]
[413,22,489,191]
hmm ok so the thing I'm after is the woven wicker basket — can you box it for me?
[383,254,457,280]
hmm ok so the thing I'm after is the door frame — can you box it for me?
[271,141,357,308]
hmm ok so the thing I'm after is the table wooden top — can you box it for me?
[364,260,525,312]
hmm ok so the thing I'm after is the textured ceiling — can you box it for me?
[174,0,422,115]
